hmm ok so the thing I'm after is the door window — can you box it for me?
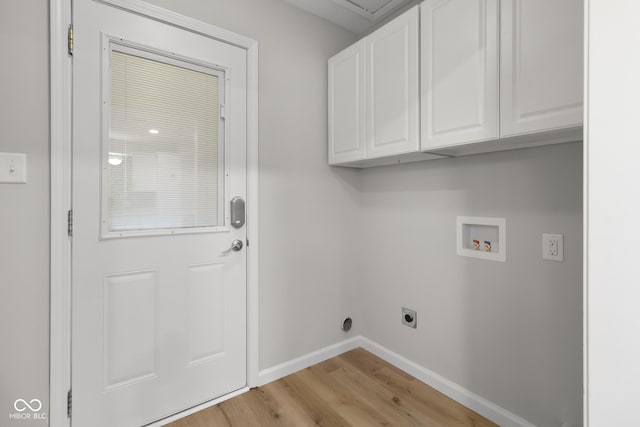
[103,44,225,237]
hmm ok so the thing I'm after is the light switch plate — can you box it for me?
[0,153,27,183]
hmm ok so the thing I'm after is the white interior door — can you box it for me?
[71,1,247,426]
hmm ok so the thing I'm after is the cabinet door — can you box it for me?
[500,0,583,137]
[421,0,498,149]
[366,6,419,159]
[328,40,366,165]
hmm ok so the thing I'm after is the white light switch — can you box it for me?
[0,153,27,183]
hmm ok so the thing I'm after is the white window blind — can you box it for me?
[107,49,223,234]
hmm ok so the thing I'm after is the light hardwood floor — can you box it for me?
[165,348,497,427]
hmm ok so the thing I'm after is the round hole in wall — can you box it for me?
[341,317,352,332]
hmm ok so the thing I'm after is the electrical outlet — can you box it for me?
[542,233,564,262]
[402,308,417,328]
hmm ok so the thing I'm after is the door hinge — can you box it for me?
[68,25,74,56]
[220,104,225,119]
[67,389,72,418]
[67,210,73,237]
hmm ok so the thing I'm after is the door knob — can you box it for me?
[221,239,243,254]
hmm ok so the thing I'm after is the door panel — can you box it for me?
[365,6,419,159]
[421,0,499,149]
[500,0,583,136]
[103,270,158,389]
[328,40,366,165]
[72,1,247,426]
[186,262,226,364]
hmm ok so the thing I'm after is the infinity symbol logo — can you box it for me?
[14,399,42,412]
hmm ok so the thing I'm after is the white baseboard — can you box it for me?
[257,335,535,427]
[359,337,537,427]
[257,336,361,386]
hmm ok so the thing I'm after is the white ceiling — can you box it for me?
[283,0,412,34]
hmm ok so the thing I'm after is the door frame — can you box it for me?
[49,1,260,426]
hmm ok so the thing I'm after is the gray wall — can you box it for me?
[0,1,51,425]
[359,142,583,427]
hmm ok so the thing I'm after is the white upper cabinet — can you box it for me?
[365,6,420,159]
[421,0,499,150]
[328,40,366,165]
[500,0,583,137]
[327,0,583,167]
[329,6,436,167]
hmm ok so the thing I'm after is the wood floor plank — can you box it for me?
[259,379,318,427]
[167,404,230,427]
[278,372,352,427]
[218,392,264,426]
[164,348,498,427]
[340,350,497,427]
[372,366,475,427]
[327,356,434,427]
[340,347,413,381]
[312,355,343,374]
[236,387,294,427]
[299,364,392,426]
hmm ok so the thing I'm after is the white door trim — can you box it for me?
[49,1,260,426]
[50,1,73,426]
